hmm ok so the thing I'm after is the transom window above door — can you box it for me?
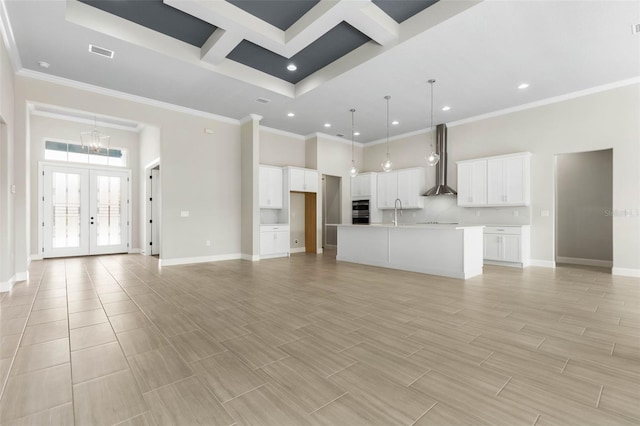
[44,140,127,167]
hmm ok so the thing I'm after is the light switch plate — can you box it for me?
[180,211,189,217]
[541,209,550,217]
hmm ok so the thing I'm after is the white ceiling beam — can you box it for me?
[201,28,243,65]
[345,1,399,46]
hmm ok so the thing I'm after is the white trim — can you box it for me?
[366,128,432,147]
[240,114,263,124]
[529,259,556,268]
[0,0,22,71]
[18,69,241,125]
[144,158,161,171]
[289,247,306,253]
[304,132,365,148]
[29,103,143,132]
[483,260,526,269]
[260,126,305,141]
[0,275,16,292]
[241,254,260,261]
[128,248,143,254]
[556,256,613,268]
[30,254,43,261]
[159,253,242,267]
[448,77,640,128]
[612,267,640,278]
[15,271,28,282]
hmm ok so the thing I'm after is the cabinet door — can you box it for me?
[260,231,274,255]
[397,169,420,208]
[504,156,526,205]
[304,170,318,193]
[290,168,305,192]
[458,161,487,206]
[274,231,289,254]
[269,168,283,208]
[502,235,521,262]
[351,176,361,198]
[483,234,501,260]
[487,158,505,205]
[377,172,397,209]
[259,167,270,207]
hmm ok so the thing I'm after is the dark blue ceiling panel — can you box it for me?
[372,0,438,23]
[226,22,370,84]
[227,0,320,31]
[79,0,217,48]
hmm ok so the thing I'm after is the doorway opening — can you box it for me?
[289,191,317,254]
[322,175,341,249]
[555,149,613,270]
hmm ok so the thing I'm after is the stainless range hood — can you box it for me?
[424,124,457,196]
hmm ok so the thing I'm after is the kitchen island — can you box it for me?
[336,224,484,279]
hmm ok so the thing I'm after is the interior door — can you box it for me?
[43,165,129,258]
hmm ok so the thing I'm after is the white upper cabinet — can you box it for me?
[376,168,425,209]
[351,173,375,198]
[457,160,487,207]
[259,165,283,209]
[457,152,531,207]
[289,167,318,193]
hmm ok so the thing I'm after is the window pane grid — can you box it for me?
[45,141,127,167]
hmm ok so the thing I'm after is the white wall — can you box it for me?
[29,114,142,251]
[0,31,16,287]
[363,84,640,273]
[259,129,305,167]
[14,75,242,266]
[556,149,613,263]
[139,124,160,254]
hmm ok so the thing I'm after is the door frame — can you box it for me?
[38,161,132,258]
[143,158,160,256]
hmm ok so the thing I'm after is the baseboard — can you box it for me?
[128,248,143,254]
[15,271,28,282]
[159,253,242,267]
[530,259,556,268]
[484,260,525,269]
[30,254,43,261]
[556,256,613,268]
[241,254,260,261]
[289,248,305,254]
[0,275,16,292]
[612,267,640,278]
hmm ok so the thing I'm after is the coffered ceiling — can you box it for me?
[2,0,639,142]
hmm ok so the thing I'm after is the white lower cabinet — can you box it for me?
[483,226,530,267]
[260,225,290,258]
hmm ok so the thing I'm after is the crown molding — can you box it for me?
[18,69,242,126]
[260,125,305,141]
[0,0,22,71]
[304,131,364,148]
[366,127,432,147]
[240,114,262,124]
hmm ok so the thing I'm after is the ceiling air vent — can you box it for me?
[336,133,345,138]
[255,97,271,104]
[88,44,114,59]
[633,23,640,35]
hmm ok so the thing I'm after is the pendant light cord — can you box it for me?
[428,79,435,150]
[351,108,355,162]
[385,95,390,157]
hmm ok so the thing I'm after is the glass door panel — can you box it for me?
[90,170,129,254]
[43,166,89,257]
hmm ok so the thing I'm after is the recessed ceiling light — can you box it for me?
[391,120,399,125]
[324,123,331,128]
[38,61,50,69]
[441,106,451,111]
[518,83,530,89]
[287,63,297,71]
[287,112,295,117]
[353,131,360,136]
[88,44,114,59]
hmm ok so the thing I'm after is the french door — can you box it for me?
[42,165,129,258]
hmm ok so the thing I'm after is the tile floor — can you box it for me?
[0,252,638,425]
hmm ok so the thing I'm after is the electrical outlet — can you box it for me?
[205,240,211,246]
[541,209,550,217]
[513,210,519,217]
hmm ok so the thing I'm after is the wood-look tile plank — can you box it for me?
[144,376,234,426]
[117,326,167,356]
[0,402,74,426]
[71,341,129,384]
[26,307,67,326]
[598,386,640,422]
[167,330,226,363]
[128,345,193,392]
[11,338,70,375]
[73,370,147,426]
[109,311,153,333]
[31,296,67,312]
[191,351,265,402]
[279,337,356,378]
[70,322,116,351]
[413,402,492,426]
[68,308,108,329]
[223,384,311,426]
[0,364,72,423]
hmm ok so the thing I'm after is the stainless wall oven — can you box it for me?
[352,199,370,224]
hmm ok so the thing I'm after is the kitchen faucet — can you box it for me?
[393,198,403,226]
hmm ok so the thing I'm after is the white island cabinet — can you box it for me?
[336,224,484,279]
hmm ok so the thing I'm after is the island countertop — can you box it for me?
[336,223,484,279]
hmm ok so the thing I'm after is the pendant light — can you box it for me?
[381,95,393,172]
[426,79,440,167]
[348,108,359,177]
[80,116,110,154]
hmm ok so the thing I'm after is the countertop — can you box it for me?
[335,223,484,230]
